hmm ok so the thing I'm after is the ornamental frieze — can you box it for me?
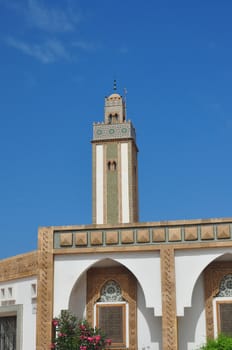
[53,221,232,250]
[93,121,136,141]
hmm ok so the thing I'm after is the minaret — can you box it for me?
[92,82,139,225]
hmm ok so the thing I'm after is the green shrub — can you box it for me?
[51,310,111,350]
[198,334,232,349]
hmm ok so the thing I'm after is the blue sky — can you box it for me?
[0,0,232,259]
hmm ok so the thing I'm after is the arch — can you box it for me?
[204,256,232,338]
[108,114,112,124]
[107,160,117,171]
[86,264,135,306]
[175,249,232,316]
[112,161,117,171]
[114,113,118,122]
[53,251,161,317]
[86,264,137,349]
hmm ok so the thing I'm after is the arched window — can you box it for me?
[87,266,137,349]
[107,161,117,171]
[96,280,126,348]
[112,161,117,171]
[100,280,123,302]
[217,274,232,297]
[215,274,232,337]
[110,113,118,124]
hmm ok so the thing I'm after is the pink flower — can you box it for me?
[52,319,59,327]
[87,336,94,342]
[80,346,87,350]
[105,338,112,345]
[58,332,66,337]
[95,335,101,342]
[50,343,56,349]
[80,324,86,330]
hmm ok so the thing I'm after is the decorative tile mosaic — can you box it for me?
[93,122,136,141]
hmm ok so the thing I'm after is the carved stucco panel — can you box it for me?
[87,266,137,350]
[204,261,232,339]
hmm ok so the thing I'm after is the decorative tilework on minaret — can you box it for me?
[92,85,139,225]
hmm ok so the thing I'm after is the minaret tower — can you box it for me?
[92,82,139,225]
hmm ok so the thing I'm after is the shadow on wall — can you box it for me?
[137,281,162,350]
[178,273,205,350]
[69,272,87,319]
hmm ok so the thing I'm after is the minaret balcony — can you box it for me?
[93,121,136,141]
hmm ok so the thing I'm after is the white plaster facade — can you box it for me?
[52,248,232,350]
[0,276,37,350]
[54,252,162,350]
[121,143,130,223]
[96,144,104,224]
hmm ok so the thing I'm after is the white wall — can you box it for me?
[69,271,87,319]
[121,143,130,223]
[175,247,232,315]
[0,276,37,350]
[178,274,206,350]
[175,248,232,349]
[96,144,104,224]
[53,251,161,317]
[53,247,232,350]
[54,252,162,348]
[137,282,162,350]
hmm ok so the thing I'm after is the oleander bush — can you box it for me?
[51,310,111,350]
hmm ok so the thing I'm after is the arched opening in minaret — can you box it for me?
[108,114,112,124]
[112,161,117,171]
[112,113,118,123]
[107,161,117,171]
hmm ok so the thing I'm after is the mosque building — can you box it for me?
[0,84,232,350]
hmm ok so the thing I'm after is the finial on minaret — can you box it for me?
[113,79,117,91]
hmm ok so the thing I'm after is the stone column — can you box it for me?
[160,246,178,350]
[36,227,54,350]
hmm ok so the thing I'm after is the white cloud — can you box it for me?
[5,36,71,63]
[25,0,80,33]
[1,1,100,64]
[1,0,81,33]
